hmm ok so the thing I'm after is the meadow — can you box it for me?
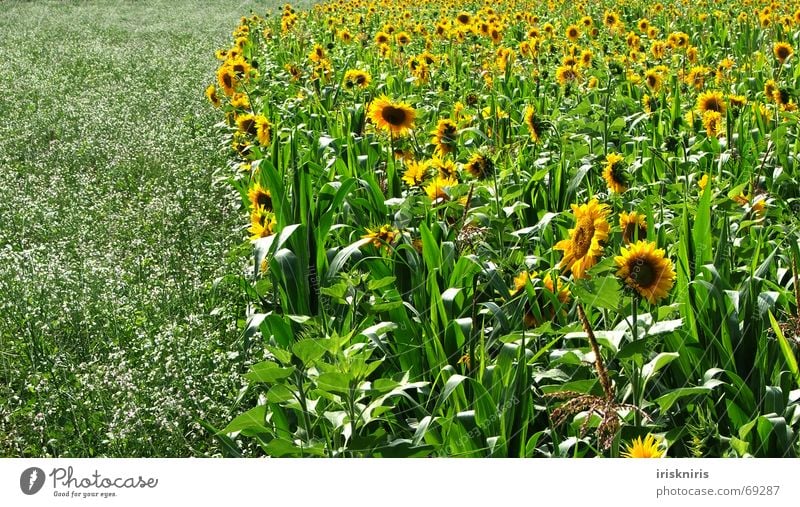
[209,0,800,457]
[3,0,800,459]
[0,0,283,457]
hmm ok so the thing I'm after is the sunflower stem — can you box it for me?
[793,249,800,320]
[577,303,614,401]
[631,297,642,427]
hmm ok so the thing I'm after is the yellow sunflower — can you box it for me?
[603,11,619,28]
[343,69,371,89]
[523,106,543,142]
[620,211,647,245]
[249,208,277,240]
[556,65,580,86]
[368,96,416,137]
[236,113,257,135]
[216,65,237,96]
[774,42,793,64]
[402,159,430,186]
[463,153,494,180]
[512,271,571,328]
[431,156,457,179]
[644,69,663,92]
[621,434,664,458]
[362,225,398,250]
[424,175,458,202]
[254,116,271,146]
[614,240,675,304]
[702,110,723,138]
[205,84,220,108]
[565,24,580,42]
[554,199,611,279]
[765,80,778,101]
[247,182,272,212]
[696,90,726,115]
[602,153,629,194]
[431,119,458,155]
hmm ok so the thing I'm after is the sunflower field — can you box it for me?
[207,0,800,458]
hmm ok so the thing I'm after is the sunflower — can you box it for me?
[728,94,747,109]
[308,43,325,63]
[375,31,390,45]
[556,65,579,85]
[236,113,257,135]
[684,66,710,89]
[620,211,647,245]
[455,12,472,26]
[431,119,458,155]
[395,31,411,46]
[424,175,458,202]
[205,84,220,108]
[431,156,458,179]
[463,153,494,180]
[774,42,793,64]
[614,240,675,304]
[765,79,778,101]
[216,65,237,96]
[565,24,580,42]
[230,93,249,109]
[254,116,271,146]
[702,110,723,138]
[343,69,371,89]
[603,11,619,28]
[368,96,416,137]
[523,106,543,142]
[402,159,430,186]
[247,182,273,211]
[602,153,629,194]
[621,434,664,458]
[554,199,611,279]
[696,90,726,115]
[362,225,398,249]
[248,208,277,240]
[579,49,593,67]
[512,271,571,328]
[644,69,663,92]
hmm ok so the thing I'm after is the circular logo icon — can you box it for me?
[20,467,45,495]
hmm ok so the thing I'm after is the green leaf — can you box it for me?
[769,310,800,387]
[293,339,331,365]
[245,362,295,383]
[316,372,352,393]
[642,352,679,386]
[222,405,268,435]
[573,275,621,310]
[655,387,711,412]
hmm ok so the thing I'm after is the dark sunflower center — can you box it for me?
[257,193,272,210]
[573,218,595,258]
[223,73,233,87]
[777,47,790,59]
[381,106,408,126]
[630,258,656,288]
[624,223,647,243]
[241,119,256,134]
[611,163,628,185]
